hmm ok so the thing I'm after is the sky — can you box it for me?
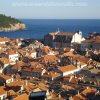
[0,0,100,19]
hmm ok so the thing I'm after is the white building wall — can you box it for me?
[9,54,19,62]
[0,69,3,73]
[4,64,9,68]
[63,69,80,76]
[6,78,13,84]
[31,52,37,58]
[81,64,87,68]
[0,93,7,100]
[0,41,6,44]
[71,33,82,43]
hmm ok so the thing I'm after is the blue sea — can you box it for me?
[0,19,100,39]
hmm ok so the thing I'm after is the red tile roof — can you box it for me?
[0,38,10,42]
[0,86,6,95]
[13,93,29,100]
[0,74,12,80]
[58,65,77,72]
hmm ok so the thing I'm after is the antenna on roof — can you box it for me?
[55,28,60,35]
[57,28,60,32]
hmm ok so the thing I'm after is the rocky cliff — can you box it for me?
[0,14,26,32]
[0,23,26,32]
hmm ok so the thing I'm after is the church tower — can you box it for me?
[78,30,82,38]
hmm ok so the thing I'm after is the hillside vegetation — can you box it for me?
[0,14,26,32]
[0,14,22,28]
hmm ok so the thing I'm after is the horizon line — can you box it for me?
[18,18,100,20]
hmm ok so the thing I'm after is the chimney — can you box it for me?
[25,80,28,86]
[69,96,73,100]
[4,83,6,86]
[77,60,80,69]
[77,90,80,95]
[21,85,24,93]
[69,76,73,82]
[28,91,31,95]
[52,89,54,93]
[87,87,89,89]
[11,74,14,78]
[46,89,50,96]
[58,94,61,98]
[11,75,14,82]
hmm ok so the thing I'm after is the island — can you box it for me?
[0,14,26,32]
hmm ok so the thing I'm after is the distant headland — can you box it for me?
[0,14,26,32]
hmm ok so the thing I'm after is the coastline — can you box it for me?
[0,23,26,32]
[0,19,100,39]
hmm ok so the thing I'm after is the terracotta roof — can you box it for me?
[41,55,58,63]
[82,39,95,43]
[61,52,75,57]
[73,56,91,63]
[22,68,32,72]
[72,95,84,100]
[11,62,29,70]
[23,84,36,92]
[33,40,43,46]
[0,49,4,53]
[81,87,96,96]
[31,49,36,53]
[80,62,86,66]
[79,56,90,63]
[96,36,100,39]
[43,71,61,78]
[73,54,81,60]
[14,61,26,66]
[0,86,6,95]
[71,94,87,100]
[58,65,77,72]
[0,37,10,42]
[33,87,43,92]
[64,47,72,52]
[22,67,44,73]
[0,74,12,80]
[82,36,100,43]
[0,44,6,47]
[13,93,29,100]
[90,68,100,74]
[62,85,75,90]
[0,57,13,64]
[38,82,47,90]
[42,46,50,54]
[7,80,36,93]
[30,62,43,68]
[8,50,18,55]
[50,32,75,36]
[32,68,44,72]
[7,90,17,96]
[6,80,24,87]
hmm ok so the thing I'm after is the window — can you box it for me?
[90,44,93,48]
[3,95,5,99]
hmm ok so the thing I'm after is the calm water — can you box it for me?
[0,19,100,39]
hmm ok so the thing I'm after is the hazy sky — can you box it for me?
[0,0,100,19]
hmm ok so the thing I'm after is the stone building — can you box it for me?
[44,30,85,48]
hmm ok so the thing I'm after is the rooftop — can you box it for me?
[58,65,77,72]
[13,93,29,100]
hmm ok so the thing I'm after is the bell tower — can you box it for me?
[78,30,82,38]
